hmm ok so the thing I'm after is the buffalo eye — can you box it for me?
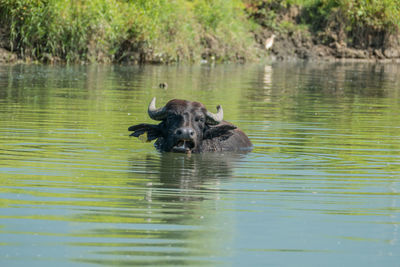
[166,113,181,125]
[194,116,205,123]
[166,115,173,124]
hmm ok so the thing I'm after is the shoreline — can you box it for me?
[2,44,400,65]
[2,27,400,65]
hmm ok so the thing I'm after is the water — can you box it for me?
[0,63,399,266]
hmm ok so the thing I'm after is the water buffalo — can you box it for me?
[128,97,252,153]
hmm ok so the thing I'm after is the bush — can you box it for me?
[246,0,400,48]
[0,0,257,63]
[306,0,400,48]
[0,0,135,62]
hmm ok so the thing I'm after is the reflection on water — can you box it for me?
[0,63,399,266]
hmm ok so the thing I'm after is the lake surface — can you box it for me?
[0,62,399,266]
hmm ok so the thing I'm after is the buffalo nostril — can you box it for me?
[176,128,195,138]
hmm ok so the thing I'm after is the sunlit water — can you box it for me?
[1,63,399,266]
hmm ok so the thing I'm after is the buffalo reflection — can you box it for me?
[120,152,248,265]
[142,152,246,203]
[147,153,243,201]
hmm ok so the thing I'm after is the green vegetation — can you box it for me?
[0,0,256,63]
[247,0,400,48]
[301,0,400,47]
[1,0,400,63]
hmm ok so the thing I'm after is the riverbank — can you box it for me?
[1,0,400,64]
[252,1,400,62]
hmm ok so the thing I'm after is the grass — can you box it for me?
[0,0,257,63]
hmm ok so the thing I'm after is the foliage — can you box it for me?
[302,0,400,47]
[341,0,400,32]
[0,0,135,62]
[245,0,400,48]
[0,0,257,63]
[300,0,400,32]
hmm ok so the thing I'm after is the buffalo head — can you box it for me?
[129,98,252,153]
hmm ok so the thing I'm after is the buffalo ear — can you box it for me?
[128,123,161,142]
[204,124,236,140]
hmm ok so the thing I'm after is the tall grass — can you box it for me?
[1,0,132,62]
[0,0,256,63]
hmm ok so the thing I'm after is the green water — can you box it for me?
[0,63,399,266]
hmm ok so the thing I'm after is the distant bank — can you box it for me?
[1,0,400,64]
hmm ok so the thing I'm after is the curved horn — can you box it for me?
[206,105,223,125]
[148,97,167,121]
